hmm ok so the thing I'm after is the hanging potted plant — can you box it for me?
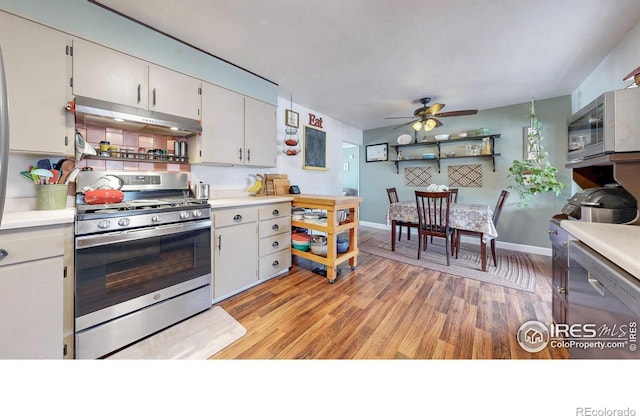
[507,98,564,208]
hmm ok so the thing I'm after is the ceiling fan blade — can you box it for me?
[433,109,478,117]
[384,116,415,119]
[425,103,445,115]
[393,119,419,130]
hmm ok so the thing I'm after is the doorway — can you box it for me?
[342,141,359,196]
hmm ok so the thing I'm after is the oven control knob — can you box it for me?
[193,210,202,217]
[97,220,111,229]
[118,218,131,227]
[180,211,190,219]
[151,215,161,222]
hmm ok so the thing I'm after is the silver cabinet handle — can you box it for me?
[588,276,606,296]
[137,84,141,103]
[272,241,279,248]
[152,88,157,106]
[246,148,251,162]
[217,234,222,252]
[238,148,243,161]
[0,249,8,262]
[233,214,243,222]
[272,209,279,216]
[272,260,279,267]
[272,224,279,231]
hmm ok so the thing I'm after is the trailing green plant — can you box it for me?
[507,98,564,208]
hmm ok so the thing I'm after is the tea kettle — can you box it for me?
[193,182,210,200]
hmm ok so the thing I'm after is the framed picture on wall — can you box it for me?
[285,109,299,128]
[365,143,388,162]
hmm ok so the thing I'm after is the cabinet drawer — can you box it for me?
[259,217,291,238]
[214,207,258,228]
[0,226,64,267]
[259,250,291,279]
[259,232,291,257]
[548,221,568,248]
[258,203,291,220]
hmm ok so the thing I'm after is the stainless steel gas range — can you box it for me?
[73,171,212,359]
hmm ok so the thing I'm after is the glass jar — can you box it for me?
[482,137,491,155]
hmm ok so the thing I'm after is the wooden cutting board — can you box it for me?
[273,178,291,195]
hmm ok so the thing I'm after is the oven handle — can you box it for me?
[75,219,212,249]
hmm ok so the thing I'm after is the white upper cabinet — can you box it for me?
[72,38,148,109]
[189,82,276,167]
[244,97,277,167]
[0,11,72,155]
[148,63,201,120]
[72,39,201,120]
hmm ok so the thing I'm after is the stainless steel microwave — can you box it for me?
[567,87,640,162]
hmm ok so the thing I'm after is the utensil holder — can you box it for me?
[35,184,68,210]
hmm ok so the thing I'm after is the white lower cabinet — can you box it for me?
[212,202,291,301]
[258,202,291,279]
[0,225,65,359]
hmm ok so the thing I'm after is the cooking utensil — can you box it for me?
[20,171,35,183]
[30,168,53,184]
[57,159,75,184]
[49,169,60,184]
[83,188,125,204]
[36,159,51,170]
[64,168,80,184]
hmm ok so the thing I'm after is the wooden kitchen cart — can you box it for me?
[291,194,362,283]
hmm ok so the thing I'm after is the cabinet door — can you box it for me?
[0,257,63,358]
[72,38,148,109]
[0,11,71,155]
[197,82,245,165]
[148,64,201,120]
[244,97,277,167]
[213,222,258,298]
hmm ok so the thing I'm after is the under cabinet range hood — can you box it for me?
[68,96,202,137]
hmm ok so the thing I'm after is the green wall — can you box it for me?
[361,95,572,249]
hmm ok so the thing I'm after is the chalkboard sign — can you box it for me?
[303,125,328,170]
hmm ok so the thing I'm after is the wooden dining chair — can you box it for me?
[386,187,418,241]
[454,190,509,267]
[415,190,453,265]
[449,188,459,203]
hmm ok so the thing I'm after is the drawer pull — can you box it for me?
[0,249,8,262]
[217,235,222,252]
[233,214,243,222]
[272,209,279,216]
[272,241,279,248]
[272,260,279,267]
[272,224,279,231]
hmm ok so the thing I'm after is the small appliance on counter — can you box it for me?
[193,181,210,200]
[561,184,637,224]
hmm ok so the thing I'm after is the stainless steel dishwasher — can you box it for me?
[567,241,640,358]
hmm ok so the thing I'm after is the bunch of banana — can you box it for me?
[248,173,264,193]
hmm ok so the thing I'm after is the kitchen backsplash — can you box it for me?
[75,124,192,174]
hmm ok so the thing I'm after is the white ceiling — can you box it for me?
[97,0,640,130]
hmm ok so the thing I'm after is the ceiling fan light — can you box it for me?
[412,121,423,131]
[424,119,437,131]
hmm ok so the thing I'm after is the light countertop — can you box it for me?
[1,208,76,230]
[1,195,295,230]
[561,220,640,279]
[208,195,293,208]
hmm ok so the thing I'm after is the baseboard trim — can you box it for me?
[359,221,551,257]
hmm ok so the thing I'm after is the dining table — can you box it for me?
[387,201,498,271]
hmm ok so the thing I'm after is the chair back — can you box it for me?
[449,188,459,203]
[415,191,451,237]
[492,190,509,225]
[386,187,399,204]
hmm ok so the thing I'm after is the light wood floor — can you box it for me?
[213,226,568,359]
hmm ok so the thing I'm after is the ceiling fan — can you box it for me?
[386,97,478,131]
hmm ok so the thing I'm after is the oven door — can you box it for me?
[75,220,211,327]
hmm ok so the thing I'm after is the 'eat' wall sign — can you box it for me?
[308,113,323,128]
